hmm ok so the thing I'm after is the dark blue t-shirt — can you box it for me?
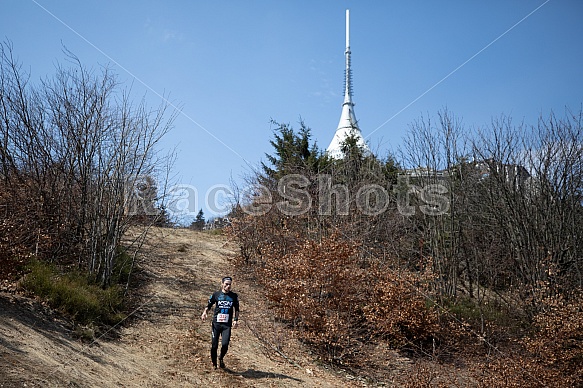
[206,290,239,326]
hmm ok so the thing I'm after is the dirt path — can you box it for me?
[0,227,363,387]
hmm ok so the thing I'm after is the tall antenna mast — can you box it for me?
[344,9,352,101]
[326,9,369,159]
[346,9,350,50]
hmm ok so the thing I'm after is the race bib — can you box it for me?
[217,313,229,323]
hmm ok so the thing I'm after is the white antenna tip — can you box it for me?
[345,9,350,48]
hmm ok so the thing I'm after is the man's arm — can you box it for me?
[201,306,209,321]
[201,293,215,321]
[232,295,240,327]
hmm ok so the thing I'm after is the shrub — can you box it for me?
[362,261,438,348]
[523,295,583,386]
[470,294,583,387]
[21,260,125,326]
[237,232,438,365]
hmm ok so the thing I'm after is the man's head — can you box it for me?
[221,276,232,293]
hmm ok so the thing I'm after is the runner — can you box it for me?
[201,276,240,369]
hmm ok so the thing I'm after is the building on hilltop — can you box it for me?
[326,9,370,159]
[403,158,533,191]
[473,158,532,191]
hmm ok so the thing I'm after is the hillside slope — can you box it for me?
[0,227,361,387]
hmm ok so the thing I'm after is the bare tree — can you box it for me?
[0,41,176,286]
[473,111,583,310]
[398,109,470,299]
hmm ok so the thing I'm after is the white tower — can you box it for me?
[326,9,369,159]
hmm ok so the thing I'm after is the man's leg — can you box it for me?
[218,326,232,367]
[210,323,221,368]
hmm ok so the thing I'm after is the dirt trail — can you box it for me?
[0,227,362,387]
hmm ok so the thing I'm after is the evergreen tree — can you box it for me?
[261,119,324,179]
[190,209,205,230]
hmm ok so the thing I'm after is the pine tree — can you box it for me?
[261,119,324,179]
[190,209,205,230]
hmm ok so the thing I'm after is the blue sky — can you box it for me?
[2,1,582,221]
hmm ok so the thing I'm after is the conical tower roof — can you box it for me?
[326,9,369,159]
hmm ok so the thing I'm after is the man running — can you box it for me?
[201,276,240,369]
